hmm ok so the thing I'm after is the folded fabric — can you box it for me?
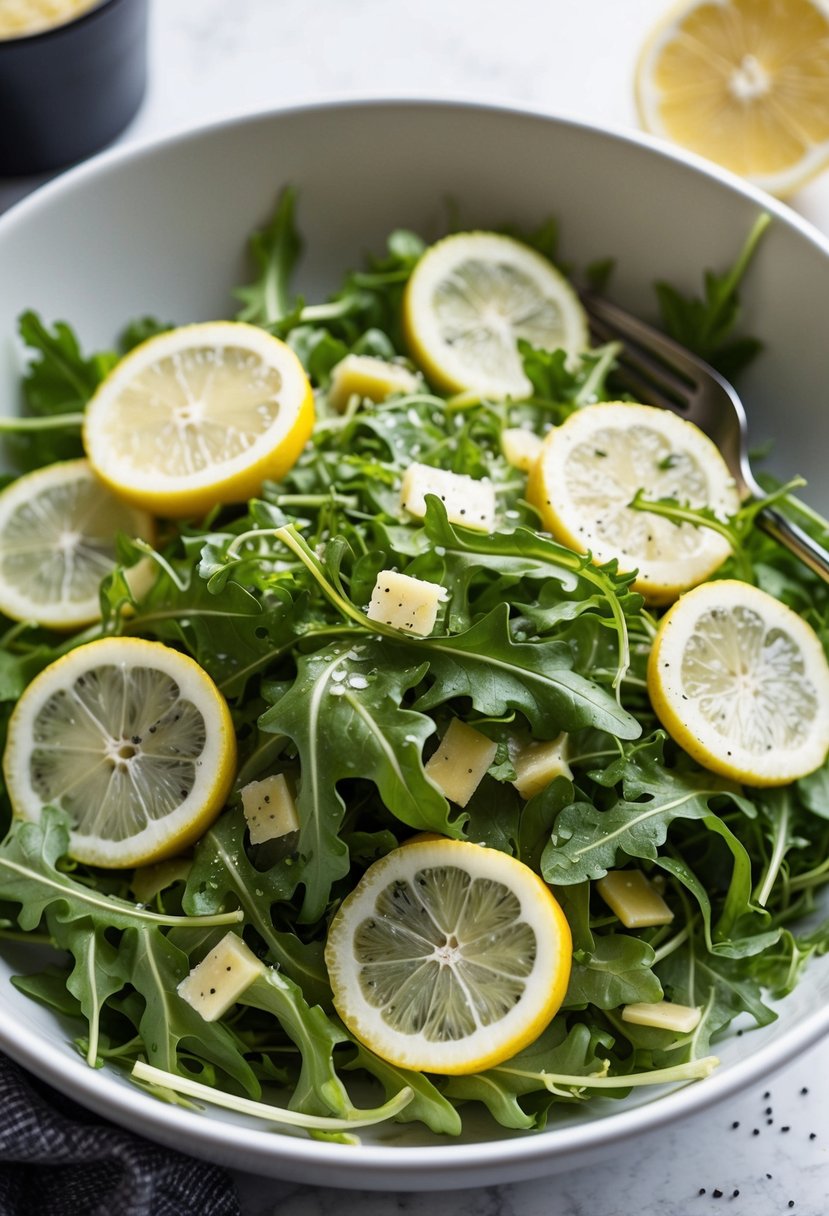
[0,1055,240,1216]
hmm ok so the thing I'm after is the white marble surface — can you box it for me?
[1,0,828,1211]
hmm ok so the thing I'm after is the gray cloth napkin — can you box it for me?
[0,1056,240,1216]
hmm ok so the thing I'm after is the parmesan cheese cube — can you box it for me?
[177,933,262,1022]
[241,773,299,845]
[621,1001,701,1034]
[425,719,497,807]
[366,569,443,636]
[596,870,674,928]
[400,462,496,532]
[501,427,543,472]
[328,354,420,412]
[512,733,572,799]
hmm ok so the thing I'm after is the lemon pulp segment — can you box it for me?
[636,0,829,197]
[0,460,154,629]
[83,322,314,516]
[325,838,572,1074]
[2,637,237,866]
[648,579,829,785]
[527,402,740,603]
[403,232,588,400]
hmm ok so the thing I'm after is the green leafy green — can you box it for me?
[0,195,826,1144]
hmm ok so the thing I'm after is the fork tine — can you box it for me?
[581,292,703,376]
[587,314,694,410]
[595,354,686,414]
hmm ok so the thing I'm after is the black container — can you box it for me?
[0,0,148,176]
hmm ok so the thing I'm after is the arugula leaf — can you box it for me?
[259,639,459,921]
[243,970,352,1116]
[413,605,639,741]
[564,934,663,1009]
[542,742,755,884]
[119,927,259,1093]
[345,1041,462,1134]
[442,1021,609,1130]
[235,186,303,329]
[0,810,243,933]
[181,809,330,1005]
[6,312,116,470]
[111,544,286,699]
[654,212,770,378]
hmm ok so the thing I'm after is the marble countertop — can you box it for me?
[1,1,828,1212]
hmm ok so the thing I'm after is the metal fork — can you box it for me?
[582,293,829,584]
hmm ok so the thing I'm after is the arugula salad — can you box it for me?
[0,190,827,1141]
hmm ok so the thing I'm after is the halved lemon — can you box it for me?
[648,579,829,786]
[526,402,740,604]
[403,232,588,400]
[83,322,314,517]
[0,460,155,630]
[635,0,829,197]
[3,637,237,867]
[325,837,572,1075]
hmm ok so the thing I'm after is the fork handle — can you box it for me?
[755,505,829,584]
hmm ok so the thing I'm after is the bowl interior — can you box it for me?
[0,101,827,1188]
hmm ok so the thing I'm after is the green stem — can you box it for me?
[575,342,622,405]
[497,1056,718,1093]
[131,1061,413,1130]
[0,858,243,928]
[697,211,771,348]
[652,922,693,964]
[788,857,829,892]
[630,492,752,581]
[0,413,85,432]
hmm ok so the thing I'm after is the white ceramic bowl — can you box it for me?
[0,100,827,1190]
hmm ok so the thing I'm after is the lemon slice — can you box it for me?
[635,0,829,197]
[83,322,314,517]
[648,580,829,785]
[527,402,740,604]
[0,460,155,630]
[325,838,572,1075]
[403,232,588,400]
[3,637,237,867]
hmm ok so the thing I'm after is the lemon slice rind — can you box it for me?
[527,402,740,604]
[83,321,314,517]
[325,838,572,1075]
[403,232,588,400]
[648,579,829,786]
[3,637,237,867]
[0,459,155,630]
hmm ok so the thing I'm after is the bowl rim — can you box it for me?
[0,95,827,1184]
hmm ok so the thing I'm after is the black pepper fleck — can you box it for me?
[781,1125,790,1133]
[731,1121,739,1129]
[712,1189,723,1199]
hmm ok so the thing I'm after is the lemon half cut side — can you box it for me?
[403,232,588,401]
[635,0,829,197]
[325,837,572,1075]
[648,579,829,786]
[2,637,237,867]
[83,322,314,517]
[0,459,155,630]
